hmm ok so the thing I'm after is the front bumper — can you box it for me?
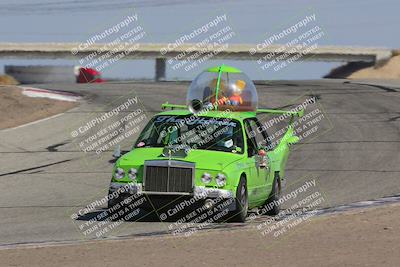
[109,182,234,198]
[109,182,236,211]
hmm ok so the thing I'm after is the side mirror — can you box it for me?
[287,136,300,145]
[258,149,267,168]
[113,144,121,158]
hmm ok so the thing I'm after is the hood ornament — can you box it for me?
[162,145,190,159]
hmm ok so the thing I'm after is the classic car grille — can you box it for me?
[144,161,194,193]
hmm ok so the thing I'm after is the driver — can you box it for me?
[203,78,228,106]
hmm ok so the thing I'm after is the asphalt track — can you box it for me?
[0,79,399,246]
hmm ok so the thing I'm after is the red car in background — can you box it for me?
[76,67,105,83]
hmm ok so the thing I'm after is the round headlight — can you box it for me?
[114,167,125,179]
[216,173,226,187]
[201,172,212,184]
[128,168,137,181]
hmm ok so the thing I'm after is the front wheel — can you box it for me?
[107,190,124,209]
[230,176,248,222]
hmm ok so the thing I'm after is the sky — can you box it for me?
[0,0,399,80]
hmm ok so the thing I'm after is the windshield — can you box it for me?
[135,115,244,153]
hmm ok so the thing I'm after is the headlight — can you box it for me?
[216,173,226,187]
[201,172,212,184]
[114,167,125,179]
[128,168,137,181]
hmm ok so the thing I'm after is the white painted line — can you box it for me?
[20,86,81,102]
[0,113,65,132]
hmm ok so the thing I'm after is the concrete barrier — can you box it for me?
[5,65,75,84]
[0,43,395,81]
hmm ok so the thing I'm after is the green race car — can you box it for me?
[108,65,302,222]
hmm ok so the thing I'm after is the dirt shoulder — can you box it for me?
[0,86,77,130]
[1,203,399,267]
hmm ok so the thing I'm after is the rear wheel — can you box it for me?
[264,173,281,216]
[230,176,248,222]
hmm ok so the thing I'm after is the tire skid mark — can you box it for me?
[0,159,72,177]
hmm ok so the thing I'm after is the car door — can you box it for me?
[244,119,268,202]
[253,117,274,197]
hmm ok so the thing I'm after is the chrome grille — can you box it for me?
[144,160,194,193]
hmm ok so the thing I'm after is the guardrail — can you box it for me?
[0,43,394,81]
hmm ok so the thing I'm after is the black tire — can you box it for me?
[230,176,248,222]
[264,173,281,216]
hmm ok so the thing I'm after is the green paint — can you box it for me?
[207,65,242,73]
[215,64,224,110]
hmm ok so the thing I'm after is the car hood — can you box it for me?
[118,147,244,171]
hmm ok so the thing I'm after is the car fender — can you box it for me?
[223,159,250,198]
